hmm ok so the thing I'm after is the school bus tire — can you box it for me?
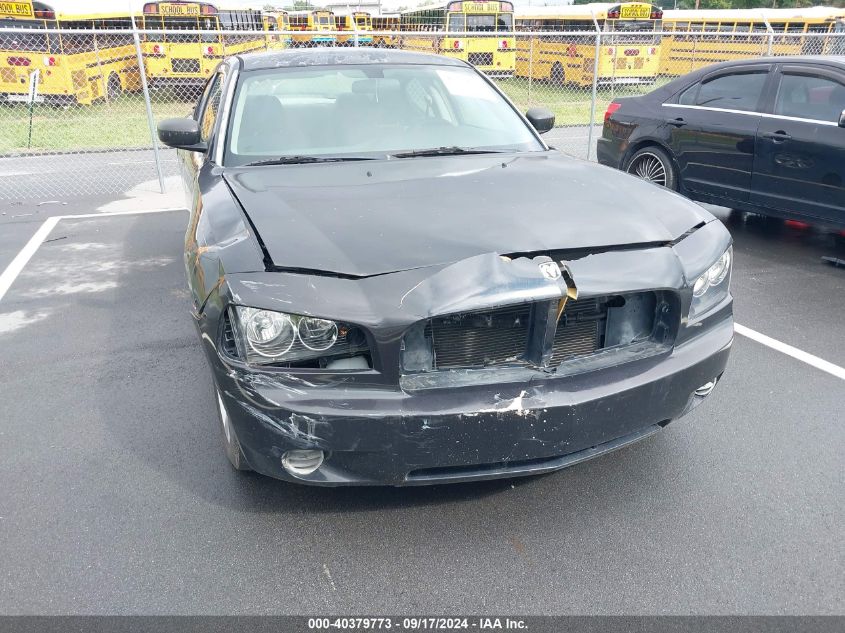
[106,73,122,101]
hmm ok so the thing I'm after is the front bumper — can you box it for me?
[208,314,733,486]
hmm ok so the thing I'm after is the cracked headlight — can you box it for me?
[689,247,732,320]
[229,306,369,367]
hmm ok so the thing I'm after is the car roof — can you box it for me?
[237,47,468,72]
[699,55,845,71]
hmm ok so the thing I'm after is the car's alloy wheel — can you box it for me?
[627,151,667,186]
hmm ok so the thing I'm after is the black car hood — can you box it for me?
[224,152,711,277]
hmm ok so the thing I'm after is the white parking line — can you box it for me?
[0,215,61,303]
[0,207,186,303]
[1,210,844,384]
[734,323,845,381]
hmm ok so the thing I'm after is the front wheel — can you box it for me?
[625,146,677,190]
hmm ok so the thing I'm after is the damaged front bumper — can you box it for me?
[208,313,732,486]
[193,220,734,486]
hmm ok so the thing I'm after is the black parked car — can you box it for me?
[157,48,732,486]
[598,56,845,228]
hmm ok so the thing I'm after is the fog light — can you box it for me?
[695,380,716,397]
[282,449,324,476]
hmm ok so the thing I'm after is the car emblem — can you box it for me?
[538,261,562,280]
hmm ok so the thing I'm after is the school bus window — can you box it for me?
[0,29,51,52]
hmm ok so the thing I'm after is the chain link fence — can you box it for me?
[1,26,843,200]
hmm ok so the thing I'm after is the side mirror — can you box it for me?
[526,107,555,134]
[157,118,206,152]
[839,109,845,128]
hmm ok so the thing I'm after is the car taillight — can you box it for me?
[498,39,509,50]
[604,102,621,122]
[42,56,56,66]
[205,45,214,55]
[151,44,164,55]
[7,56,31,67]
[649,47,657,56]
[452,39,463,50]
[606,47,615,56]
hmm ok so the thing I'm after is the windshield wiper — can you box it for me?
[244,155,377,166]
[389,146,510,159]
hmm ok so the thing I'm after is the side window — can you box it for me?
[775,73,845,123]
[677,82,698,105]
[696,71,768,112]
[200,73,225,142]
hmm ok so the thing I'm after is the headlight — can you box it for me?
[689,247,732,319]
[229,306,369,367]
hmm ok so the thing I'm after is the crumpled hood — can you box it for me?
[224,151,712,277]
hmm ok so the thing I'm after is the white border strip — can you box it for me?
[0,215,61,303]
[734,323,845,381]
[0,207,186,303]
[0,207,843,383]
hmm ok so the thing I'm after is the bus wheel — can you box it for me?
[625,146,677,190]
[550,62,566,87]
[106,73,122,101]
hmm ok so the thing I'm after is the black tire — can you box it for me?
[550,62,565,87]
[625,146,677,190]
[215,390,252,472]
[106,73,122,101]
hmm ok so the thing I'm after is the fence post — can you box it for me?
[586,11,602,162]
[764,14,774,56]
[131,19,166,194]
[527,32,533,105]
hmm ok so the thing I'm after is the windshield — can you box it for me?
[226,64,542,166]
[604,18,660,44]
[0,26,53,52]
[447,13,513,32]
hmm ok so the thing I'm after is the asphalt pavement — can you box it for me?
[0,171,843,615]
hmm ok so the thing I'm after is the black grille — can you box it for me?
[403,293,665,374]
[426,304,531,370]
[468,52,494,67]
[221,310,239,358]
[172,58,200,73]
[550,298,604,365]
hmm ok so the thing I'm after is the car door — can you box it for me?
[664,64,772,203]
[751,64,845,225]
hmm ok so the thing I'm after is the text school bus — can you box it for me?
[0,0,141,105]
[660,7,845,76]
[515,3,664,87]
[138,2,266,90]
[400,2,516,78]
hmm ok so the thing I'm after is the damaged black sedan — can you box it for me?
[157,48,733,486]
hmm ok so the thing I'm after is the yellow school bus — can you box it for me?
[661,7,845,76]
[288,10,336,47]
[335,11,372,46]
[400,1,516,78]
[515,3,663,86]
[372,13,400,48]
[139,2,266,90]
[0,0,141,105]
[262,10,291,50]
